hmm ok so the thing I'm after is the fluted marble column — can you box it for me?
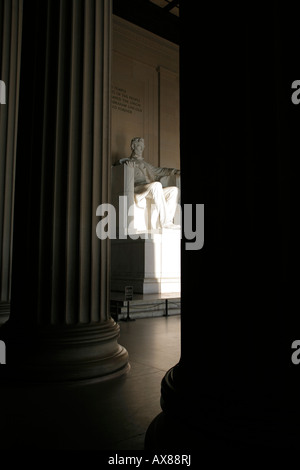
[0,0,129,382]
[0,0,23,325]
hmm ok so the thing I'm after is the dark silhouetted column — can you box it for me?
[146,3,300,449]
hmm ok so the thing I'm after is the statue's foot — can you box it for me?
[162,222,181,230]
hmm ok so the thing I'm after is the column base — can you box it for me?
[145,364,300,450]
[145,365,204,450]
[0,318,130,383]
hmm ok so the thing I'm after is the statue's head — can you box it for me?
[131,137,145,156]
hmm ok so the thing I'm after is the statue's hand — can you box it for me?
[118,158,135,167]
[125,159,135,168]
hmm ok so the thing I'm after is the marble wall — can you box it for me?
[111,16,180,170]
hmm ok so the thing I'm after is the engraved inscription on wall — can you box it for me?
[112,85,143,114]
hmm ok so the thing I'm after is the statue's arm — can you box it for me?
[149,163,180,178]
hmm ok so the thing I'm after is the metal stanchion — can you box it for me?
[120,286,135,322]
[164,298,169,317]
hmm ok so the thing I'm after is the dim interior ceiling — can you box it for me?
[113,0,180,45]
[149,0,179,17]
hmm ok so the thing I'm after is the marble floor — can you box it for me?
[0,315,181,450]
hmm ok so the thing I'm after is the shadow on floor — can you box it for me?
[0,316,181,450]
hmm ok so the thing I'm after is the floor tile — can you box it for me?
[0,315,181,450]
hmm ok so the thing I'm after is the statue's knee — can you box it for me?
[151,182,163,193]
[170,186,180,199]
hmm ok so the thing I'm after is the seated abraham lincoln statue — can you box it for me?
[118,137,180,230]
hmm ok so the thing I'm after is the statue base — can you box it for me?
[111,230,181,294]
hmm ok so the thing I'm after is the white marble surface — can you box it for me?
[111,231,181,294]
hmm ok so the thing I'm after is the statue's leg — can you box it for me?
[135,182,167,228]
[163,186,180,221]
[135,183,178,228]
[146,182,169,227]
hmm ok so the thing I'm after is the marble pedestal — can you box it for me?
[111,230,181,294]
